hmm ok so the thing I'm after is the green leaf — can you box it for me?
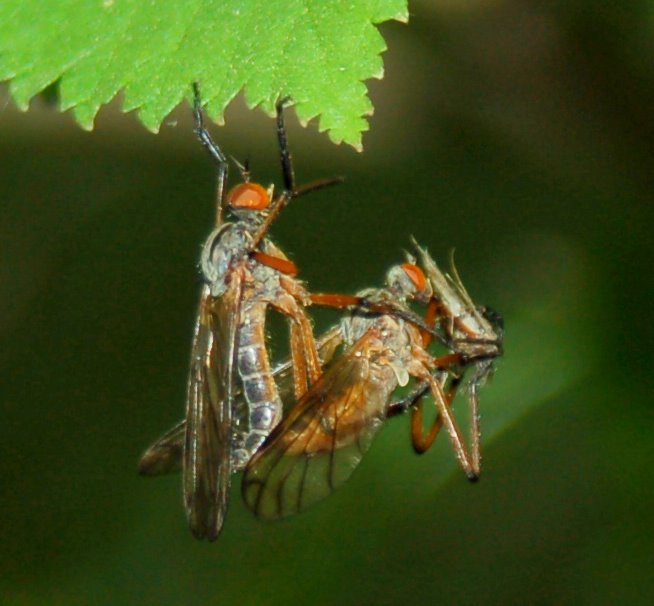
[0,0,408,149]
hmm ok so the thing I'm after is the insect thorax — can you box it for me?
[200,223,252,296]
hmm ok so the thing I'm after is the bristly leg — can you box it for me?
[276,96,295,194]
[192,82,228,225]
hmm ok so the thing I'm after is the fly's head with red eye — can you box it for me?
[385,262,433,304]
[226,182,275,225]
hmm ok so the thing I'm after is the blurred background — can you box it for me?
[1,1,653,604]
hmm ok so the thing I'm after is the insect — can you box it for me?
[388,240,503,468]
[139,84,340,540]
[241,243,502,519]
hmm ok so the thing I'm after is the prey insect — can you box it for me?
[138,84,340,541]
[390,240,503,467]
[241,242,502,519]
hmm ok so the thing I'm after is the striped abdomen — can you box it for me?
[231,301,282,470]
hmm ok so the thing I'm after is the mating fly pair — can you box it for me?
[139,84,341,540]
[139,86,503,539]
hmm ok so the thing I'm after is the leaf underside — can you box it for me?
[0,0,408,149]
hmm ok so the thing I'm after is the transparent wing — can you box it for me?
[138,420,185,476]
[184,278,242,541]
[242,329,393,520]
[137,324,345,477]
[275,322,345,414]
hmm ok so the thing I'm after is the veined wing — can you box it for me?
[138,420,185,476]
[273,322,345,414]
[184,277,242,541]
[242,328,394,520]
[137,324,345,477]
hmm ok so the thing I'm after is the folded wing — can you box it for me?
[242,329,394,519]
[184,279,242,541]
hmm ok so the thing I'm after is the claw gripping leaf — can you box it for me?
[0,0,408,149]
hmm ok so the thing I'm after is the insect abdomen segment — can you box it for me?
[231,303,283,469]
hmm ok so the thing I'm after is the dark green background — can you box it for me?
[1,2,653,604]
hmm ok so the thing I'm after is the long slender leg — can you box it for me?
[309,293,448,345]
[249,192,290,249]
[270,295,323,398]
[192,83,228,225]
[249,177,344,250]
[410,374,462,453]
[469,381,481,475]
[293,177,345,198]
[387,381,429,417]
[391,347,475,468]
[277,98,347,199]
[419,360,494,475]
[283,308,323,398]
[251,250,298,276]
[289,321,310,401]
[420,298,441,348]
[467,359,493,474]
[386,356,463,417]
[276,99,344,195]
[249,99,343,248]
[276,97,295,193]
[276,294,325,399]
[425,372,479,480]
[275,276,324,383]
[310,293,362,307]
[270,324,343,379]
[294,310,322,384]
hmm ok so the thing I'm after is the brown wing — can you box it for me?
[242,328,394,520]
[138,420,185,476]
[275,322,345,413]
[184,277,242,541]
[136,324,345,477]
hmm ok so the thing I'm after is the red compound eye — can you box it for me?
[227,183,270,210]
[401,263,426,292]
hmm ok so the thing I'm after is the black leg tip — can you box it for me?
[192,82,202,106]
[276,95,293,112]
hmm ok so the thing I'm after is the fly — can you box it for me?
[138,84,340,541]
